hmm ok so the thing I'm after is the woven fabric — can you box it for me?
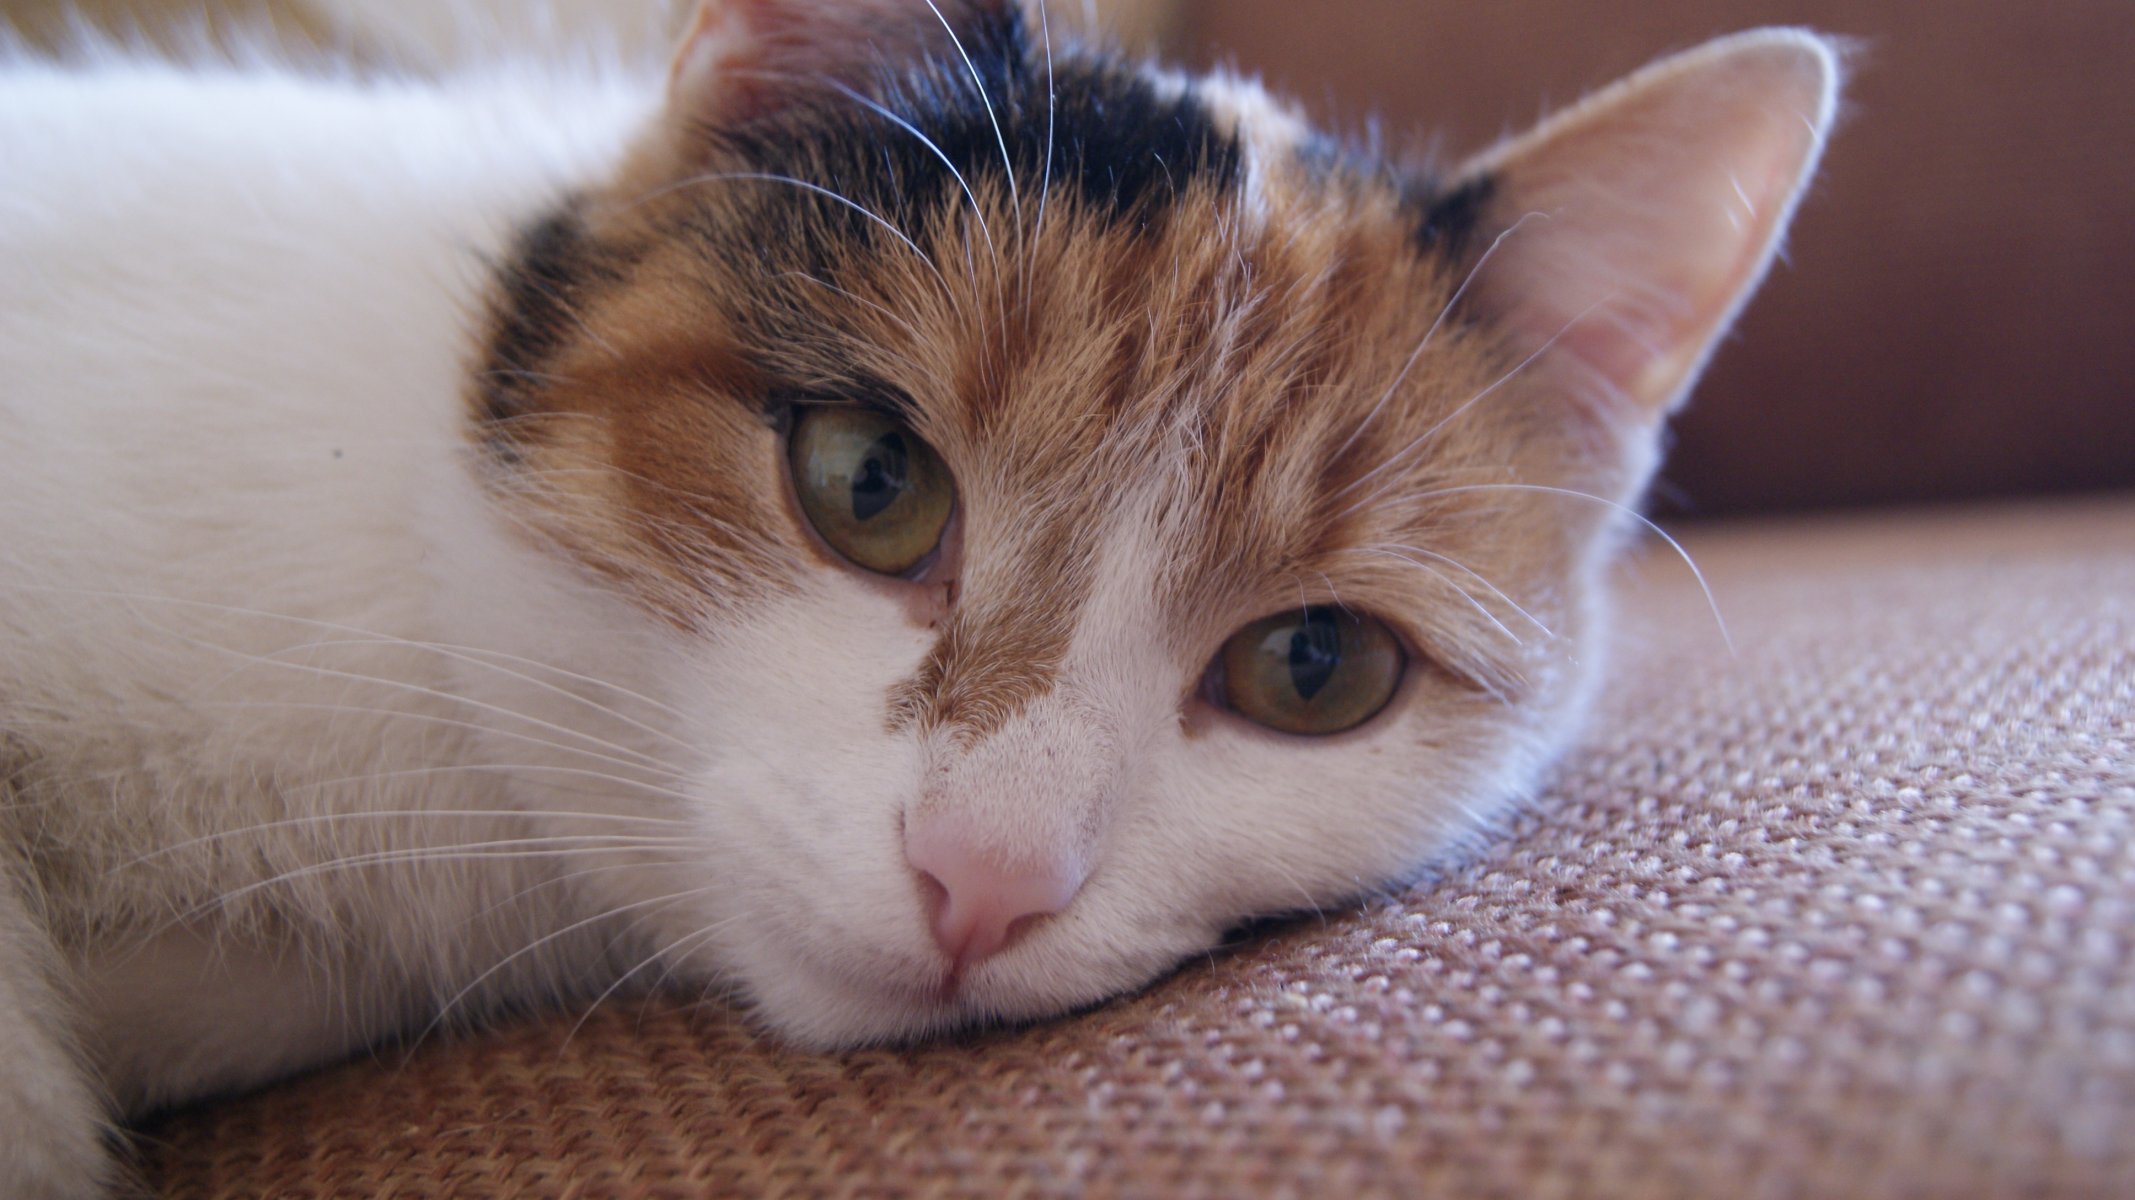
[139,497,2135,1199]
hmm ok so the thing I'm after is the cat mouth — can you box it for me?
[755,931,1087,1044]
[934,962,968,1005]
[874,947,1018,1020]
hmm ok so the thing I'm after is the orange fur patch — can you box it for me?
[467,61,1636,737]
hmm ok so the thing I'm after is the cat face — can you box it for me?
[464,0,1837,1044]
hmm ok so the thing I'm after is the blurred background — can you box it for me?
[2,0,1177,65]
[9,0,2130,517]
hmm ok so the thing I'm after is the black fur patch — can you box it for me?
[714,5,1243,257]
[1414,174,1496,260]
[474,198,613,442]
[1295,132,1498,263]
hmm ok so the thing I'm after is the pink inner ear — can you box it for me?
[667,0,1008,126]
[1465,31,1840,424]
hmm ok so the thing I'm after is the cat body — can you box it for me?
[0,4,1838,1195]
[0,53,670,1182]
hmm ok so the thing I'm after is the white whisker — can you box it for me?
[473,857,672,922]
[1348,548,1523,647]
[131,808,691,867]
[421,883,719,1041]
[1334,294,1611,512]
[2,581,694,748]
[198,700,686,784]
[289,636,690,725]
[642,170,952,297]
[1035,0,1057,247]
[173,837,696,926]
[1368,483,1733,653]
[639,916,737,1000]
[1349,543,1555,639]
[775,272,925,347]
[1332,211,1544,465]
[923,0,1023,249]
[282,762,702,806]
[1022,0,1058,319]
[171,637,689,773]
[561,913,743,1049]
[821,78,998,271]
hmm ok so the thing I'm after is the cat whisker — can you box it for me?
[499,265,625,365]
[1372,482,1733,652]
[1033,0,1057,254]
[775,271,933,373]
[1331,212,1545,467]
[638,915,741,1002]
[169,637,690,772]
[1011,0,1059,325]
[481,366,575,389]
[1261,857,1329,924]
[472,857,677,924]
[268,635,692,727]
[646,171,953,299]
[2,580,695,733]
[130,808,693,868]
[420,882,720,1043]
[1348,543,1555,639]
[692,60,993,313]
[1346,548,1524,647]
[170,839,697,933]
[772,263,965,384]
[195,699,687,784]
[280,761,704,808]
[819,78,1000,272]
[561,912,744,1052]
[1334,294,1612,512]
[948,224,1014,382]
[922,0,1022,251]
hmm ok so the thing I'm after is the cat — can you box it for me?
[0,2,1840,1194]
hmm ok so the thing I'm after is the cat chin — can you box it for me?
[670,877,1212,1049]
[724,935,1196,1051]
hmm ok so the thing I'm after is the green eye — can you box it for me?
[1217,607,1404,736]
[789,406,955,576]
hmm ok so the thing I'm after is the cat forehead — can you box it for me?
[656,37,1512,512]
[472,22,1553,687]
[683,25,1489,287]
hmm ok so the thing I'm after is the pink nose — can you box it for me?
[904,816,1087,975]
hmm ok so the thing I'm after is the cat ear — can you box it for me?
[668,0,1011,124]
[1455,29,1841,426]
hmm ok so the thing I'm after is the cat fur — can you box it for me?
[0,3,1838,1193]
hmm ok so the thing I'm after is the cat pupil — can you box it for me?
[1287,610,1343,701]
[850,433,909,522]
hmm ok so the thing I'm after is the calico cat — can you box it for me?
[0,2,1839,1194]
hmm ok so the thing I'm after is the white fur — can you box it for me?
[0,49,675,1191]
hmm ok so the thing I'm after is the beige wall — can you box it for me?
[3,0,1181,62]
[4,0,336,55]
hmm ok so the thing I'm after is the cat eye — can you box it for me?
[1216,607,1404,736]
[788,406,955,576]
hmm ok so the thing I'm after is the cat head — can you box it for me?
[462,0,1839,1044]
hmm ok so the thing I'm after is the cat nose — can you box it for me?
[904,815,1088,975]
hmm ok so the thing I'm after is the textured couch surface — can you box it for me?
[142,496,2135,1198]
